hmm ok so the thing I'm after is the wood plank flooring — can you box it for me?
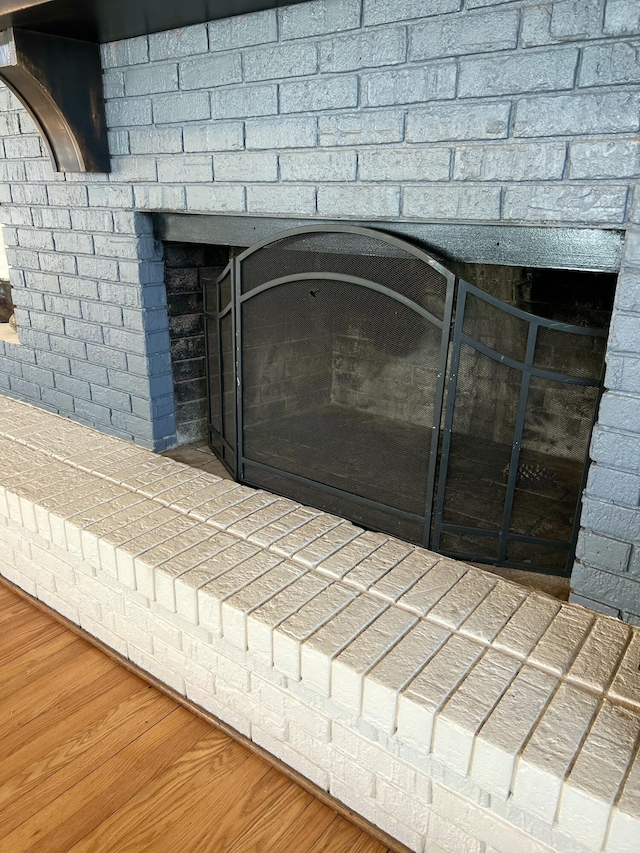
[0,583,388,853]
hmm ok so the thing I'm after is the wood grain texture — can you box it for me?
[226,782,314,853]
[0,645,117,737]
[0,633,87,701]
[0,608,64,666]
[264,800,350,853]
[0,584,389,853]
[308,816,373,853]
[0,630,78,683]
[3,709,207,853]
[0,598,34,626]
[0,682,172,832]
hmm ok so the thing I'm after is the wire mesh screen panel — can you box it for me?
[206,317,221,445]
[433,280,606,575]
[439,530,499,561]
[534,325,607,380]
[244,465,425,544]
[436,343,522,560]
[239,230,449,320]
[240,281,437,520]
[505,375,601,572]
[220,311,236,463]
[235,226,454,545]
[462,293,529,363]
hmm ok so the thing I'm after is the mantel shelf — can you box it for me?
[0,27,109,173]
[0,0,312,44]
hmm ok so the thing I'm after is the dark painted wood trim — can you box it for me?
[155,212,624,272]
[0,576,412,853]
[0,0,312,43]
[0,28,109,172]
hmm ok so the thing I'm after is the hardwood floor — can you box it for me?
[0,583,388,853]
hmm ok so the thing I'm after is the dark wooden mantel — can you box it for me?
[0,1,312,173]
[0,0,312,43]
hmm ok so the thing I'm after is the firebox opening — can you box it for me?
[164,230,616,578]
[451,261,616,327]
[164,241,235,445]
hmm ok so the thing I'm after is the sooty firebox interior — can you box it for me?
[164,226,615,577]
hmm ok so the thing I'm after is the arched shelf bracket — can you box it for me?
[0,27,109,173]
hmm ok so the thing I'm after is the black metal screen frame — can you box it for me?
[432,279,607,576]
[203,260,238,476]
[204,226,607,575]
[206,224,456,548]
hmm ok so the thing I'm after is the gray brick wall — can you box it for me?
[0,0,638,615]
[0,90,175,450]
[570,225,640,622]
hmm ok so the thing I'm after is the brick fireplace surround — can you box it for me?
[0,0,639,850]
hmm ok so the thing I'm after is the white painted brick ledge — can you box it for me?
[0,395,639,853]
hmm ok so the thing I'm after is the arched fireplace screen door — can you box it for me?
[203,225,606,575]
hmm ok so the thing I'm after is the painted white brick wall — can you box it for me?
[0,394,638,853]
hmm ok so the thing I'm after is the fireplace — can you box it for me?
[0,1,639,850]
[197,225,614,578]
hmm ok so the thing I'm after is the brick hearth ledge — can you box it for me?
[0,395,638,853]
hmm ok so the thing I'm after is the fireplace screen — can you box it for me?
[203,226,606,576]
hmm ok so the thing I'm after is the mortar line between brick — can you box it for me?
[507,672,565,794]
[606,726,640,843]
[554,695,606,826]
